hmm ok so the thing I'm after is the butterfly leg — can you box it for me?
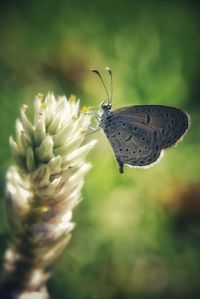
[116,158,124,174]
[86,127,101,136]
[84,112,101,122]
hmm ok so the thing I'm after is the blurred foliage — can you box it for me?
[0,0,200,298]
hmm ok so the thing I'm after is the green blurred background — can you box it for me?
[0,0,200,298]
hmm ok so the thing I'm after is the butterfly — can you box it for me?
[91,68,190,174]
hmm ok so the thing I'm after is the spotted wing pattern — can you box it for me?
[101,105,189,173]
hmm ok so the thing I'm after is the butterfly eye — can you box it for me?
[101,102,112,111]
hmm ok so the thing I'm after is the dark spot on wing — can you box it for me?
[153,131,157,141]
[168,124,171,129]
[147,114,150,124]
[125,134,132,142]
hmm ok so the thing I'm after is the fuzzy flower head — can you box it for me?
[10,93,95,174]
[6,93,96,270]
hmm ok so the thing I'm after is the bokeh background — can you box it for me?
[0,1,200,298]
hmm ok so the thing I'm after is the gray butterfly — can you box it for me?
[91,68,190,174]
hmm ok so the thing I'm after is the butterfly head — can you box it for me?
[101,101,112,111]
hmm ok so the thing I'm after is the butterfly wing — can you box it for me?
[113,105,189,148]
[102,105,189,173]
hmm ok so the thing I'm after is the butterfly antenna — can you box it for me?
[105,66,113,105]
[91,69,110,103]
